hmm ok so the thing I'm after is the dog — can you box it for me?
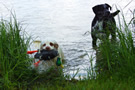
[40,40,64,61]
[91,3,120,47]
[32,39,64,73]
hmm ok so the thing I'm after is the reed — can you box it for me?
[0,14,37,89]
[0,14,66,89]
[95,11,135,80]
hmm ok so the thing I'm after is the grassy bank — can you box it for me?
[0,15,66,89]
[0,15,38,89]
[0,12,135,89]
[95,13,135,81]
[31,79,135,90]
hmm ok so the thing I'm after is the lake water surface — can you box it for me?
[0,0,134,78]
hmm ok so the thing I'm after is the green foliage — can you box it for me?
[30,78,135,90]
[0,15,36,89]
[95,12,135,80]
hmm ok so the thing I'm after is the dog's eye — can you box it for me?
[50,42,54,46]
[43,44,46,46]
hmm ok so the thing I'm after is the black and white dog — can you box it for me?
[91,3,120,47]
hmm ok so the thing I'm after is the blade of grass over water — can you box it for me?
[95,11,135,80]
[0,13,37,89]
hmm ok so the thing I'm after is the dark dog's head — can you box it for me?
[92,3,112,19]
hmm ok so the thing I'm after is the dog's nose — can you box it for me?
[46,46,51,50]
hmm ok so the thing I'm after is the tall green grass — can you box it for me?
[95,12,135,80]
[0,14,66,89]
[0,15,37,89]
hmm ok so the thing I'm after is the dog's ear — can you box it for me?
[54,43,59,50]
[92,6,98,14]
[105,3,112,10]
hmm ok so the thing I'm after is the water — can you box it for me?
[0,0,134,79]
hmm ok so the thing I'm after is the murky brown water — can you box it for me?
[0,0,134,78]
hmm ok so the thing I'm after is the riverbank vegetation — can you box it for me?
[0,15,39,89]
[0,11,135,89]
